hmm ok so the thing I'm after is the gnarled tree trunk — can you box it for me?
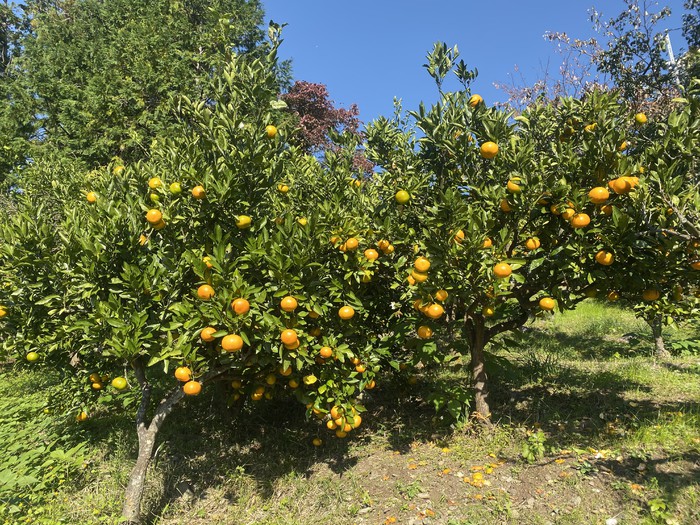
[469,314,491,423]
[649,314,670,359]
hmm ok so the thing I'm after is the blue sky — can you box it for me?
[263,0,688,124]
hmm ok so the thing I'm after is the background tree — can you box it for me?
[13,0,267,170]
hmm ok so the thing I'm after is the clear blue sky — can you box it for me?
[262,0,687,124]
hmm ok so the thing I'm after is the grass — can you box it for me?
[2,300,698,525]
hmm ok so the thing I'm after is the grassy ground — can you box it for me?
[2,301,699,525]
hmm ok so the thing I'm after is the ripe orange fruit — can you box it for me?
[265,374,277,386]
[453,230,465,244]
[377,239,390,251]
[366,379,376,390]
[281,329,298,346]
[319,346,333,359]
[595,250,614,266]
[524,237,540,251]
[76,411,88,422]
[588,187,610,204]
[288,378,300,389]
[192,185,206,199]
[468,94,483,107]
[500,199,513,213]
[277,183,289,193]
[561,208,576,221]
[279,366,292,377]
[183,381,202,396]
[203,256,213,268]
[344,237,359,251]
[355,363,366,373]
[601,205,613,216]
[221,334,244,352]
[265,125,277,138]
[550,204,562,216]
[339,306,355,320]
[435,289,448,302]
[152,219,166,230]
[200,326,217,342]
[412,270,429,283]
[607,290,620,302]
[280,296,298,312]
[312,438,323,447]
[407,274,417,286]
[335,429,348,438]
[426,303,445,319]
[506,179,521,194]
[690,261,700,270]
[611,177,632,194]
[618,140,629,151]
[635,112,647,125]
[148,177,162,189]
[395,190,410,204]
[482,237,493,249]
[197,284,215,300]
[174,367,192,382]
[0,307,7,318]
[146,209,162,224]
[417,325,433,339]
[384,244,395,254]
[539,297,556,310]
[236,215,252,229]
[231,298,250,315]
[571,213,591,229]
[330,406,344,420]
[364,248,379,261]
[493,262,512,279]
[86,192,97,203]
[480,141,498,159]
[642,289,660,301]
[414,257,430,273]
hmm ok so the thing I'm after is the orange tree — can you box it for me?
[0,36,406,523]
[360,44,700,421]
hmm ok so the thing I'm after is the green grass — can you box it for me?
[2,301,699,525]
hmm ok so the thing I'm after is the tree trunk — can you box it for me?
[470,315,491,424]
[122,427,159,524]
[650,314,670,359]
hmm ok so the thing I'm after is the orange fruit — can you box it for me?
[76,411,88,422]
[524,237,540,251]
[561,208,576,221]
[607,290,620,302]
[345,237,359,251]
[588,187,610,204]
[231,379,243,389]
[86,192,97,203]
[618,140,629,151]
[364,248,379,261]
[611,177,632,194]
[174,367,192,382]
[635,112,647,125]
[288,378,300,389]
[571,213,591,229]
[192,185,206,199]
[395,190,410,204]
[277,183,289,193]
[200,326,217,342]
[595,250,614,266]
[265,125,277,138]
[506,179,521,194]
[330,406,343,419]
[407,274,417,286]
[480,141,498,159]
[435,289,448,302]
[377,239,390,251]
[280,329,298,346]
[550,204,562,216]
[197,284,215,300]
[493,262,512,279]
[366,380,376,390]
[335,429,348,438]
[231,298,250,315]
[236,215,252,229]
[138,234,148,246]
[26,351,39,362]
[148,177,162,189]
[279,366,292,376]
[642,289,660,301]
[183,381,202,395]
[146,209,162,224]
[417,325,433,339]
[319,346,333,359]
[203,256,213,268]
[500,199,513,213]
[152,219,166,230]
[113,165,125,176]
[312,438,323,447]
[280,296,298,312]
[690,260,700,270]
[482,306,495,317]
[482,237,493,249]
[414,256,430,273]
[411,271,428,283]
[425,303,445,319]
[339,306,355,320]
[539,297,556,310]
[453,230,465,244]
[384,244,395,254]
[221,334,244,352]
[111,377,127,390]
[468,94,483,107]
[601,205,613,216]
[355,364,366,373]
